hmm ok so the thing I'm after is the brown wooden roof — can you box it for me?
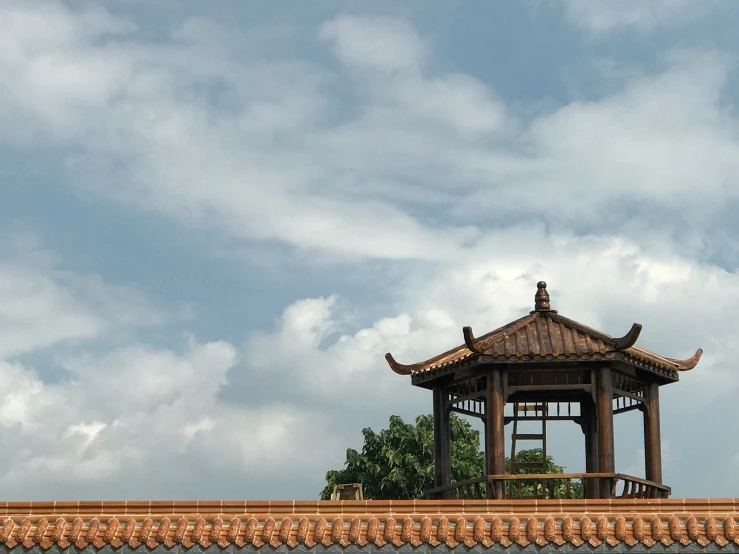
[0,499,736,549]
[386,282,702,379]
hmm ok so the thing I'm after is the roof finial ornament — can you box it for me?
[534,281,550,311]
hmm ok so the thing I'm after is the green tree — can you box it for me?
[321,415,583,500]
[504,448,583,499]
[321,414,484,500]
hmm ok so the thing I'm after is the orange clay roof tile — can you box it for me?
[0,499,736,549]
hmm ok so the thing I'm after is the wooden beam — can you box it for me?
[450,406,485,419]
[612,387,644,403]
[596,367,615,498]
[504,415,578,424]
[447,390,486,406]
[507,384,591,393]
[613,403,643,415]
[643,382,663,487]
[506,392,587,404]
[486,369,505,499]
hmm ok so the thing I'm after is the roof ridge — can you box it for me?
[548,312,616,343]
[549,312,645,351]
[386,283,701,376]
[386,312,538,375]
[475,312,539,353]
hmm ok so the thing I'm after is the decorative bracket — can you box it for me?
[573,416,584,432]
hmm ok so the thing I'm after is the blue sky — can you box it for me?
[1,0,739,500]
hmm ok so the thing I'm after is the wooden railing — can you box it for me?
[615,474,671,499]
[425,473,670,500]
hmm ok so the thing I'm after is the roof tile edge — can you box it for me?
[0,499,737,549]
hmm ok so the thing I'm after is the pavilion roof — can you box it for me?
[386,282,702,379]
[0,499,736,550]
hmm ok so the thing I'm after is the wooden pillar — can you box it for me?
[486,369,505,499]
[595,367,615,498]
[483,419,490,477]
[582,397,600,498]
[433,383,451,496]
[643,382,663,489]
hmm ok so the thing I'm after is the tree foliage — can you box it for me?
[321,414,483,500]
[504,448,583,499]
[321,414,583,500]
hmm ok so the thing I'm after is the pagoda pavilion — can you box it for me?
[2,283,737,553]
[386,282,702,500]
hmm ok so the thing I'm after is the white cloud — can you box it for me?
[0,262,100,357]
[1,2,739,500]
[0,238,344,499]
[2,5,498,261]
[0,337,331,498]
[0,243,164,358]
[561,0,716,32]
[0,360,55,427]
[523,53,736,200]
[250,231,739,400]
[2,4,736,266]
[319,15,426,72]
[64,422,107,445]
[0,238,314,497]
[0,2,136,142]
[2,227,728,499]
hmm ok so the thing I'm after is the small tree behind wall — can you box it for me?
[321,414,484,500]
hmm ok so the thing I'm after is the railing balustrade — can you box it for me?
[425,473,670,500]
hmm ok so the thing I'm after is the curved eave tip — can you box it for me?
[385,352,412,375]
[674,348,703,371]
[463,326,485,355]
[612,322,642,350]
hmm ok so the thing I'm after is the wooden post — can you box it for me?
[582,397,599,498]
[595,367,615,498]
[442,389,451,493]
[486,370,505,499]
[433,383,451,497]
[643,382,663,491]
[483,419,489,477]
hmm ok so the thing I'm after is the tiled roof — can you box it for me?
[0,499,737,549]
[386,304,702,377]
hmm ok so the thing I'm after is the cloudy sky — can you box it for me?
[2,0,739,501]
